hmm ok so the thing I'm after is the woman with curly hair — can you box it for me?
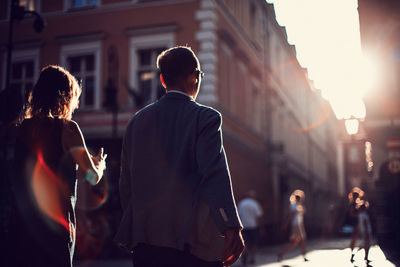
[8,65,106,267]
[278,189,308,262]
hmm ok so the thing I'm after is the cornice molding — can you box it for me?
[125,23,178,37]
[55,31,106,45]
[0,39,43,51]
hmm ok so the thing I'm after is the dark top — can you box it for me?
[10,117,77,267]
[0,122,19,256]
[348,201,358,227]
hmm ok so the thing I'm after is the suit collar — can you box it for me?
[164,91,194,101]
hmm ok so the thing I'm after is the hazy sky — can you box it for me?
[266,0,375,120]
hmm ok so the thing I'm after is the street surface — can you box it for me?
[75,238,398,267]
[233,238,397,267]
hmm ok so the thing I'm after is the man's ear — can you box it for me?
[160,74,167,89]
[188,74,197,86]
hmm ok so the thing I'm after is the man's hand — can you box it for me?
[221,227,245,266]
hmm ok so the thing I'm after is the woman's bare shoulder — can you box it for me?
[61,119,84,148]
[62,119,84,135]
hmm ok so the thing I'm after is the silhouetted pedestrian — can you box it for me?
[348,187,365,263]
[0,87,23,265]
[278,189,308,262]
[357,201,372,265]
[114,46,244,267]
[7,65,107,267]
[238,190,263,265]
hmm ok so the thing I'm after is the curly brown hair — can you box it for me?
[25,65,81,120]
[348,187,365,202]
[290,189,305,204]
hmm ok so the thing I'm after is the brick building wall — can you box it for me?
[1,0,341,247]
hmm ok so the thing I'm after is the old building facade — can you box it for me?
[358,0,400,184]
[1,0,341,249]
[358,0,400,255]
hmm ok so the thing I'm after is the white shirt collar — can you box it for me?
[167,90,193,100]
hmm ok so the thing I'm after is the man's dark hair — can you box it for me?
[156,46,199,87]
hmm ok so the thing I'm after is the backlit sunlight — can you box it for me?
[266,0,377,120]
[257,245,395,267]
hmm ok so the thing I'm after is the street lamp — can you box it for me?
[5,0,45,89]
[345,118,360,136]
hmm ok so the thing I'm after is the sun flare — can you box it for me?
[266,0,375,120]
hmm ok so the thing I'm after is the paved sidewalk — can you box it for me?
[233,238,398,267]
[75,238,398,267]
[75,259,131,267]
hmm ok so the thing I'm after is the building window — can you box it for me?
[129,33,174,107]
[136,47,165,105]
[5,49,40,101]
[61,41,101,110]
[251,80,262,133]
[10,61,35,98]
[19,0,39,11]
[67,55,95,107]
[71,0,97,8]
[136,0,162,3]
[2,0,40,20]
[64,0,97,10]
[220,43,232,111]
[238,61,248,122]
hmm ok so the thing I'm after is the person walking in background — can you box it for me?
[238,190,263,266]
[114,46,244,267]
[357,201,373,266]
[278,189,308,262]
[348,187,365,263]
[7,65,107,267]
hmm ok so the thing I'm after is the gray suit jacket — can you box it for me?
[114,92,242,261]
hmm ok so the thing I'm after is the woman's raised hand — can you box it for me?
[92,147,107,171]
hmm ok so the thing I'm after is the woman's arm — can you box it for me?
[283,210,296,230]
[61,120,106,185]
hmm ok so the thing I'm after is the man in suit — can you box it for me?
[115,46,244,267]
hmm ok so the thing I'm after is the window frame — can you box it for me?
[251,78,262,133]
[220,42,232,111]
[129,33,174,107]
[60,41,102,110]
[136,47,166,104]
[238,60,248,122]
[64,0,100,11]
[19,0,41,12]
[1,0,41,22]
[2,48,40,92]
